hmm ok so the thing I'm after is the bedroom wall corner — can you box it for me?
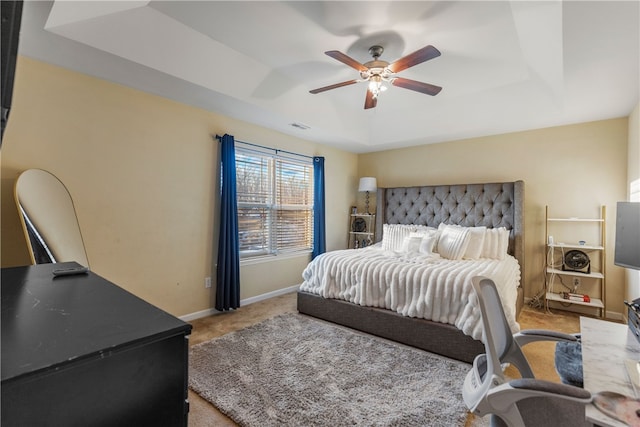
[0,56,358,317]
[357,118,629,318]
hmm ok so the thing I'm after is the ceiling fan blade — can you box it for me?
[325,50,369,72]
[387,45,441,73]
[364,89,377,109]
[391,77,442,96]
[309,79,359,94]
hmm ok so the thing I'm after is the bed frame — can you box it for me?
[297,181,525,364]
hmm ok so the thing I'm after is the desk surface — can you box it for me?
[581,316,640,427]
[1,262,191,383]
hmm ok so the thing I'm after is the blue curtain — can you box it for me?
[216,134,240,311]
[312,156,326,259]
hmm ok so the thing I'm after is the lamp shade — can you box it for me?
[358,177,377,192]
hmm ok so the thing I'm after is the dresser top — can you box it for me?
[1,262,192,382]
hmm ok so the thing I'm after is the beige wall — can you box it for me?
[1,57,358,317]
[358,119,629,318]
[2,56,633,320]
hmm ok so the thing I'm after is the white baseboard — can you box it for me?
[179,307,218,322]
[523,297,623,321]
[179,284,300,322]
[240,284,300,306]
[608,311,624,321]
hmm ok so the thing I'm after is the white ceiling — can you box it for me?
[17,1,640,153]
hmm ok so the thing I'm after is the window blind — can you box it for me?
[236,147,313,258]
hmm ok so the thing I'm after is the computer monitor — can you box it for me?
[615,201,640,270]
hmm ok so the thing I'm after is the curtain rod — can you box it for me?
[215,134,314,160]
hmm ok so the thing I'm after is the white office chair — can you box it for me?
[463,276,592,427]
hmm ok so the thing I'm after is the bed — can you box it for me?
[297,181,525,363]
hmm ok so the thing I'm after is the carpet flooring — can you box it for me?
[190,313,472,427]
[187,292,584,427]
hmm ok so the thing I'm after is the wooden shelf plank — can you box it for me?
[548,243,604,251]
[546,267,604,279]
[547,218,604,222]
[546,292,604,309]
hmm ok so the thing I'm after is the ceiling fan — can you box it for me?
[309,45,442,109]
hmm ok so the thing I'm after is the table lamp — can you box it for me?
[358,177,377,214]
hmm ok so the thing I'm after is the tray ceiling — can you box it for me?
[17,1,640,153]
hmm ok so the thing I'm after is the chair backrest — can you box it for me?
[473,276,535,377]
[464,276,536,411]
[463,276,512,412]
[464,276,592,427]
[473,276,514,360]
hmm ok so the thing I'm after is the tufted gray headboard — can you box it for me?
[375,181,525,289]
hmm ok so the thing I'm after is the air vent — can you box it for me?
[290,122,310,130]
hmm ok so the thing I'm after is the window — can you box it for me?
[235,146,314,258]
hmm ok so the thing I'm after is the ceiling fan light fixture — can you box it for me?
[368,76,386,98]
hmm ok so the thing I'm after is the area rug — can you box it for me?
[189,313,472,426]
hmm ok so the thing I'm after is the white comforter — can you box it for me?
[300,245,521,340]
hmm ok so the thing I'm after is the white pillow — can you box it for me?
[419,233,439,255]
[382,224,434,252]
[436,225,471,260]
[437,224,487,259]
[402,235,424,253]
[401,230,439,254]
[382,224,415,251]
[463,226,487,260]
[481,227,510,260]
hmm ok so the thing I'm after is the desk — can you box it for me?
[1,262,192,426]
[581,316,640,427]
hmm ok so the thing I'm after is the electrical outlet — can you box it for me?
[205,277,212,288]
[573,277,580,289]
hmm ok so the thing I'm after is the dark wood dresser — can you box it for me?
[1,262,192,426]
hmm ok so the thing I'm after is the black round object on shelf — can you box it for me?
[352,218,366,232]
[563,250,590,273]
